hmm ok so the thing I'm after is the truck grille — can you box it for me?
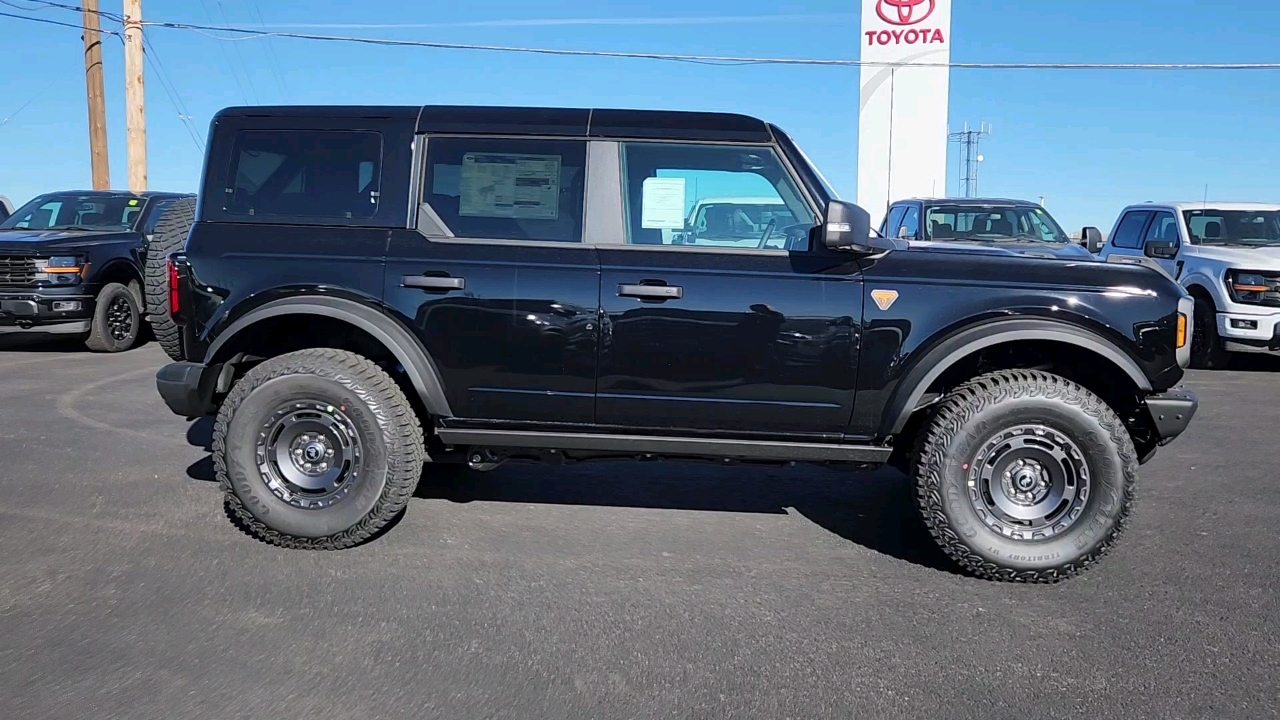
[0,256,38,286]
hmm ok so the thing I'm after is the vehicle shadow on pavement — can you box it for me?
[415,461,960,575]
[0,336,87,352]
[183,417,956,574]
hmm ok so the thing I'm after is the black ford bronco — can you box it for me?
[153,105,1199,582]
[0,190,194,351]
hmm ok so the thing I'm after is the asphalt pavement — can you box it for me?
[1,336,1277,719]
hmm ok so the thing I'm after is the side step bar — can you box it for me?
[434,428,892,464]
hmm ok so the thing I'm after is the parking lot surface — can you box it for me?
[1,337,1277,719]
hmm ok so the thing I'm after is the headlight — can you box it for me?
[1227,270,1277,305]
[33,256,85,283]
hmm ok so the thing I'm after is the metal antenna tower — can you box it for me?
[948,122,991,197]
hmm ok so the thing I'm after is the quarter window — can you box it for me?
[224,130,383,221]
[420,137,586,243]
[620,142,816,251]
[1111,211,1151,249]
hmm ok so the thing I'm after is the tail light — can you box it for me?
[168,256,181,317]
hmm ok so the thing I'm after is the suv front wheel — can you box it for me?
[213,348,425,549]
[912,370,1137,583]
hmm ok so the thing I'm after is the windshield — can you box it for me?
[690,203,799,241]
[924,205,1069,244]
[0,193,145,231]
[1184,209,1280,247]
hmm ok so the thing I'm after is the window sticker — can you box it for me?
[640,177,686,229]
[459,152,561,220]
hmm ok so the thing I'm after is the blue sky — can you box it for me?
[2,0,1278,233]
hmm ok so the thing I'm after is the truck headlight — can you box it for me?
[1226,270,1276,305]
[34,256,86,283]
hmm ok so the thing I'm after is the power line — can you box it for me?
[0,8,118,32]
[214,0,259,102]
[0,66,75,129]
[7,3,1280,72]
[138,33,206,151]
[136,20,1280,70]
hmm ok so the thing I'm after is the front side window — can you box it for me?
[0,193,146,231]
[882,205,906,239]
[1144,212,1180,245]
[899,205,921,239]
[224,130,383,220]
[924,205,1069,244]
[621,143,817,251]
[1110,211,1151,250]
[1184,209,1280,247]
[420,137,586,243]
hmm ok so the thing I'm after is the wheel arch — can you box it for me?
[94,258,143,288]
[881,318,1151,438]
[205,296,452,418]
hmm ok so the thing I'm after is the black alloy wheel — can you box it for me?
[86,281,143,353]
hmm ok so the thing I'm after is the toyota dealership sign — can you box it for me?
[857,0,953,228]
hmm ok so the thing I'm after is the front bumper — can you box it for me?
[1218,310,1280,354]
[1143,385,1199,445]
[156,361,224,418]
[0,289,95,334]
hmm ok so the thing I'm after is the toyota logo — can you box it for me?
[876,0,936,26]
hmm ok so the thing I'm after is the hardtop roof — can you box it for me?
[213,105,776,143]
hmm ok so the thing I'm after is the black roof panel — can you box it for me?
[213,104,774,142]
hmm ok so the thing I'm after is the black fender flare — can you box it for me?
[881,318,1152,437]
[204,295,452,417]
[93,257,144,286]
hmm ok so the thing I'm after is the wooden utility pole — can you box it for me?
[123,0,147,192]
[81,0,110,190]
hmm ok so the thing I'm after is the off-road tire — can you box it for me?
[85,281,143,353]
[911,369,1138,583]
[1190,293,1229,369]
[213,348,426,550]
[143,196,196,361]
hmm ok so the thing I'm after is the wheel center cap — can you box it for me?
[303,443,325,462]
[1013,467,1039,491]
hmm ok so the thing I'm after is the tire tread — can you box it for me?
[143,197,196,362]
[213,348,426,550]
[911,369,1138,584]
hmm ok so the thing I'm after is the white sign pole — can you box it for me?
[856,0,952,230]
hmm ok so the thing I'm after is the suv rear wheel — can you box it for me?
[214,348,425,549]
[911,370,1137,583]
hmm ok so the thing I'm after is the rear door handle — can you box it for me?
[618,283,682,300]
[403,275,465,291]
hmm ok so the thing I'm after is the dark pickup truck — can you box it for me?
[153,105,1198,583]
[0,190,192,351]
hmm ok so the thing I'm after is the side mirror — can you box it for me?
[1081,226,1104,253]
[1145,239,1178,259]
[897,225,913,240]
[823,200,891,253]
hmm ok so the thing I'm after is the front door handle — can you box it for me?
[403,275,465,291]
[618,283,682,301]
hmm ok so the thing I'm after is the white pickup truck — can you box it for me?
[1093,202,1280,367]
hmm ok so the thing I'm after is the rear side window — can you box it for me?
[1111,211,1151,249]
[420,137,586,243]
[224,130,383,221]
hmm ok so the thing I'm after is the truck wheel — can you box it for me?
[1190,294,1229,369]
[85,281,142,353]
[143,197,196,362]
[911,370,1137,583]
[213,348,425,550]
